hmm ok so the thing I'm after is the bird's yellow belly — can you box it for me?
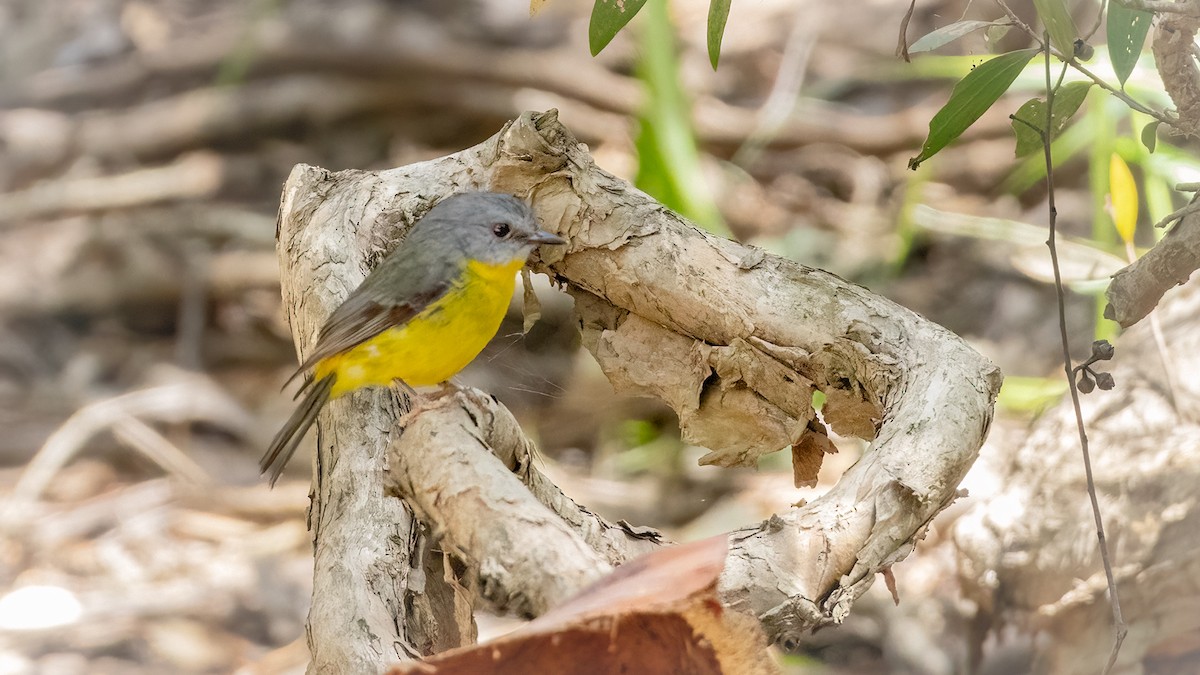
[314,259,522,398]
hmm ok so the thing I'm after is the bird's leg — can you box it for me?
[397,380,497,425]
[395,380,460,422]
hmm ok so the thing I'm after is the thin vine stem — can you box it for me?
[1038,35,1127,675]
[1084,0,1109,41]
[995,0,1177,128]
[1067,57,1175,124]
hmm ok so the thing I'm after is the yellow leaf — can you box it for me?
[530,0,550,16]
[1109,153,1138,244]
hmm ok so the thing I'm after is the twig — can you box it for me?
[1119,0,1200,14]
[995,0,1045,46]
[1037,37,1127,675]
[110,414,211,486]
[1067,57,1175,123]
[1,369,253,525]
[1153,196,1200,229]
[1084,0,1109,42]
[1157,183,1200,229]
[993,0,1176,126]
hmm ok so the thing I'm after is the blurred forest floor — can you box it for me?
[0,0,1186,673]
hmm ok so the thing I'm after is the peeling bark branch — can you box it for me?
[275,111,1000,667]
[385,392,617,617]
[1105,207,1200,327]
[435,389,669,567]
[381,388,668,618]
[1152,7,1200,136]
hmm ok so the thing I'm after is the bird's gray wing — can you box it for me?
[285,261,456,387]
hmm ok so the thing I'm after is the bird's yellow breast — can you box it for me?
[314,257,524,398]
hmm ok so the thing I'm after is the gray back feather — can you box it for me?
[291,192,539,377]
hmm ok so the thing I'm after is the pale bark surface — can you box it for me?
[276,170,476,674]
[956,277,1200,674]
[387,392,616,617]
[275,110,1001,668]
[1105,207,1200,328]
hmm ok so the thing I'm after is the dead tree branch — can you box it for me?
[274,110,1001,670]
[1106,200,1200,327]
[0,14,941,158]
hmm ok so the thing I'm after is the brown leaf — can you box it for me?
[692,381,805,468]
[791,420,838,488]
[881,565,900,606]
[706,338,817,420]
[821,387,882,440]
[387,536,779,675]
[520,269,542,334]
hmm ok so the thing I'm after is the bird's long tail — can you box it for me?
[261,374,335,487]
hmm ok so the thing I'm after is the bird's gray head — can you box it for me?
[413,192,564,267]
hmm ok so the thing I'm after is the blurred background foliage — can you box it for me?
[0,0,1196,673]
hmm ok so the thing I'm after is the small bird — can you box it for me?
[261,192,565,486]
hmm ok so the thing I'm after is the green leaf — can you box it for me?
[909,20,1004,54]
[1108,0,1152,86]
[986,22,1013,46]
[1033,0,1078,57]
[1002,106,1094,193]
[1010,81,1092,157]
[634,0,727,234]
[589,0,649,56]
[707,0,731,70]
[1141,119,1161,152]
[909,49,1038,170]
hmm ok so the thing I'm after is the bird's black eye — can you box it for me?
[491,222,511,238]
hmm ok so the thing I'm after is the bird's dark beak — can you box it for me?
[526,230,566,245]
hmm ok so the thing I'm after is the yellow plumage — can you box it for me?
[313,257,524,398]
[261,191,564,486]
